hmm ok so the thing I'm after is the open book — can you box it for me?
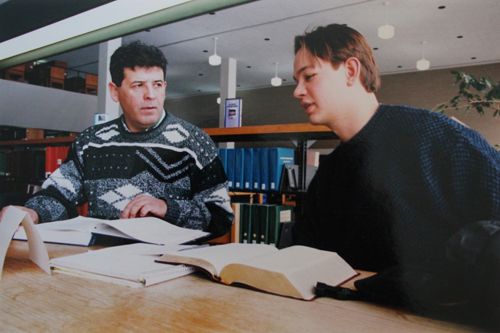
[50,243,197,287]
[12,216,209,246]
[157,243,358,300]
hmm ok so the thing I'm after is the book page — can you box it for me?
[158,243,278,277]
[50,243,191,284]
[234,246,357,299]
[34,216,102,232]
[97,217,209,245]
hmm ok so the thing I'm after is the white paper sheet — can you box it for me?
[0,206,50,279]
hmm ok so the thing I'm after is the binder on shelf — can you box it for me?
[250,204,260,244]
[226,149,235,189]
[243,148,253,190]
[269,148,294,191]
[252,148,261,190]
[279,164,318,192]
[45,146,69,178]
[224,99,242,128]
[260,148,269,191]
[218,148,227,173]
[240,203,252,243]
[234,148,244,189]
[230,203,241,243]
[268,205,293,246]
[258,204,271,244]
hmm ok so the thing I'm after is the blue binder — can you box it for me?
[260,148,269,190]
[234,148,244,189]
[268,148,295,191]
[218,148,227,174]
[226,148,235,189]
[252,148,261,190]
[243,148,253,190]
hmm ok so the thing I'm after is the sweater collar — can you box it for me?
[121,109,166,133]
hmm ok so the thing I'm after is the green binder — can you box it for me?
[258,204,271,244]
[268,205,293,246]
[239,203,252,243]
[250,204,261,244]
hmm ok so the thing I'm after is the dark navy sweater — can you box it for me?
[293,104,500,272]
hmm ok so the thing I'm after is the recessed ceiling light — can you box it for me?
[247,66,251,68]
[471,57,477,60]
[373,47,378,50]
[198,73,203,76]
[398,65,402,68]
[264,38,270,41]
[438,6,445,9]
[457,36,463,38]
[209,12,216,15]
[203,50,208,53]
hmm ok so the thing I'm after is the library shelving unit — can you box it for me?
[202,123,337,193]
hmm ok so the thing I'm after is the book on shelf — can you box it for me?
[251,148,261,190]
[12,216,209,247]
[234,148,244,189]
[239,203,252,243]
[226,148,235,189]
[268,148,295,191]
[218,148,227,172]
[243,148,253,190]
[268,205,293,246]
[259,148,269,190]
[156,243,358,300]
[258,204,271,244]
[250,204,261,244]
[307,150,320,167]
[50,243,198,287]
[45,146,69,178]
[230,203,241,243]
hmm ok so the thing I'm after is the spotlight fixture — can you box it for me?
[271,62,282,86]
[209,37,221,66]
[416,41,430,71]
[378,2,395,39]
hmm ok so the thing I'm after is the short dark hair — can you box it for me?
[110,41,168,87]
[294,24,380,93]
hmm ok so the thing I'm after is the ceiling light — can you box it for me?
[416,41,430,71]
[378,2,394,39]
[217,97,221,104]
[209,37,221,66]
[271,62,282,86]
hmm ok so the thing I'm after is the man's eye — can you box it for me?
[305,74,315,81]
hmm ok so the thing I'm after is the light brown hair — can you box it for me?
[294,24,380,92]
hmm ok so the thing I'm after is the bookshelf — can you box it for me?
[203,123,337,192]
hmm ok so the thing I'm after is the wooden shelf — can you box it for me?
[0,136,75,147]
[202,123,337,142]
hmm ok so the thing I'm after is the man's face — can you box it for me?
[293,48,348,128]
[109,66,166,132]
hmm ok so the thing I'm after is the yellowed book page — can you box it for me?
[158,243,277,278]
[221,246,357,300]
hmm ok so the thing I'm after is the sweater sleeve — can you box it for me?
[162,153,234,237]
[24,144,85,222]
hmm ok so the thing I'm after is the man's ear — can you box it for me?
[345,57,361,87]
[108,82,120,103]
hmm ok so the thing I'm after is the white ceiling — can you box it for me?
[45,0,500,99]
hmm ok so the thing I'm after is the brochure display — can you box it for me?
[224,99,242,128]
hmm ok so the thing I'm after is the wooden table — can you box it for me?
[0,241,479,332]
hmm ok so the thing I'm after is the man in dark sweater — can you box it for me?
[1,41,233,237]
[292,24,500,326]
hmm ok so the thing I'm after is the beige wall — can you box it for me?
[165,62,500,147]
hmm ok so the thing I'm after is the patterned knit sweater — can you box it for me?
[293,104,500,272]
[26,112,233,236]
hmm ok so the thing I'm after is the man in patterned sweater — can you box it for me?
[2,41,233,237]
[292,24,500,326]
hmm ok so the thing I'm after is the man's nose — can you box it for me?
[144,84,155,99]
[293,82,305,99]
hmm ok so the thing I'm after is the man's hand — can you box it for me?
[0,206,40,225]
[120,195,168,219]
